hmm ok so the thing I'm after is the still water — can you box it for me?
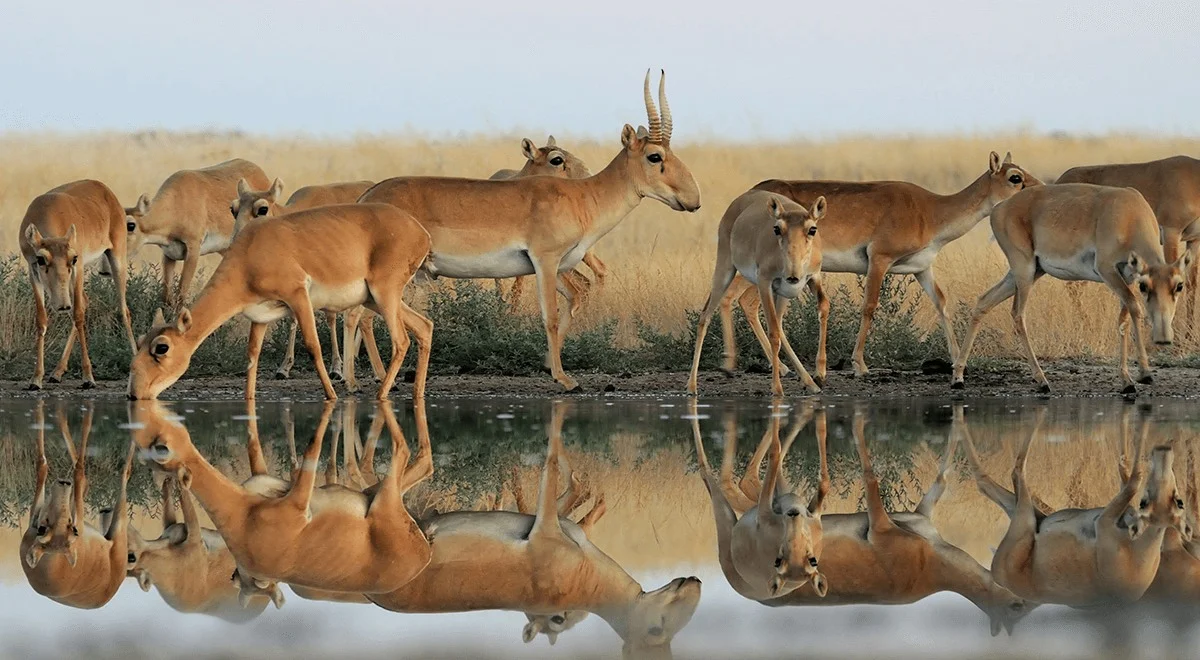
[2,396,1199,659]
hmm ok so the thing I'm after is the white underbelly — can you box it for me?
[891,247,939,274]
[242,301,290,324]
[200,231,232,255]
[818,247,869,273]
[1036,250,1102,282]
[83,249,108,269]
[431,248,535,279]
[734,261,760,286]
[309,280,370,312]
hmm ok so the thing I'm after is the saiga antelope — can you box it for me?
[129,399,434,595]
[19,180,138,389]
[126,476,272,621]
[127,158,272,309]
[952,183,1190,393]
[229,177,384,383]
[21,401,136,609]
[1143,440,1200,603]
[964,406,1189,606]
[763,406,1031,636]
[366,401,702,660]
[687,191,825,396]
[1057,156,1200,332]
[753,151,1040,381]
[489,135,607,309]
[126,203,433,401]
[690,400,829,601]
[358,70,700,391]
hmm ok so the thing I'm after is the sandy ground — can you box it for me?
[3,359,1199,401]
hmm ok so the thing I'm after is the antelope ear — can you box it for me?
[65,224,78,246]
[1176,251,1194,273]
[24,224,41,248]
[136,194,151,214]
[989,151,1002,174]
[635,125,650,140]
[522,622,539,644]
[810,196,827,221]
[268,178,284,202]
[176,308,193,333]
[521,138,538,161]
[236,178,251,196]
[768,196,784,220]
[545,135,557,147]
[812,572,829,597]
[270,584,286,609]
[546,632,559,646]
[621,124,639,149]
[24,545,44,568]
[1003,151,1013,165]
[152,308,166,327]
[137,571,153,592]
[1119,252,1146,284]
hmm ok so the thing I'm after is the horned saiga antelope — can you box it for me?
[753,152,1040,381]
[953,183,1190,394]
[359,70,700,391]
[126,158,272,309]
[19,180,138,390]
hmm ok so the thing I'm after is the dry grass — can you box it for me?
[3,131,1200,362]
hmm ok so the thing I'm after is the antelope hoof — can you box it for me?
[47,374,62,384]
[330,370,344,382]
[80,380,95,390]
[26,382,42,391]
[951,380,965,390]
[814,375,826,388]
[1121,383,1138,395]
[1037,383,1051,394]
[274,371,290,380]
[403,370,417,384]
[1138,374,1153,385]
[718,367,736,379]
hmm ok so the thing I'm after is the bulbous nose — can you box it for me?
[57,304,72,312]
[786,276,800,284]
[1156,340,1173,346]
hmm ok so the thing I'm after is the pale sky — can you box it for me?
[2,0,1198,140]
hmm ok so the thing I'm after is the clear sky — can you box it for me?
[2,0,1197,140]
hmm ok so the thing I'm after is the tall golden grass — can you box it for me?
[2,131,1200,359]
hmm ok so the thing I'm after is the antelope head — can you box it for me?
[25,475,81,569]
[128,308,197,400]
[984,151,1042,206]
[1126,446,1190,541]
[767,194,824,299]
[616,576,702,660]
[619,70,700,213]
[24,224,79,313]
[127,400,195,488]
[766,489,827,599]
[125,193,152,255]
[522,610,590,646]
[517,136,591,179]
[1121,251,1191,346]
[230,178,286,235]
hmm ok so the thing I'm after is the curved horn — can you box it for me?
[643,69,662,143]
[658,69,672,143]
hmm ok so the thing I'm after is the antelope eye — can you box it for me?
[1176,283,1185,293]
[808,557,818,567]
[253,204,269,218]
[550,615,565,625]
[71,526,79,536]
[1140,498,1150,509]
[646,152,663,164]
[807,226,818,236]
[774,557,783,568]
[70,256,78,266]
[1177,498,1185,509]
[1008,174,1023,184]
[230,205,238,218]
[773,225,783,236]
[1139,282,1148,294]
[549,156,564,166]
[36,256,47,266]
[153,343,170,356]
[1009,602,1023,612]
[127,221,137,232]
[36,525,47,535]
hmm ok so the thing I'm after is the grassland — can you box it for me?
[1,131,1199,381]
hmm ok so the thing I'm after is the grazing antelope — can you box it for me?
[229,177,383,383]
[366,402,702,660]
[489,135,607,309]
[20,180,138,389]
[22,401,136,609]
[964,406,1189,607]
[129,399,434,595]
[690,400,829,601]
[753,151,1040,380]
[1056,156,1200,331]
[126,203,433,401]
[765,406,1031,636]
[687,191,825,396]
[127,158,272,308]
[127,476,273,621]
[1144,441,1200,603]
[358,70,701,391]
[952,183,1190,394]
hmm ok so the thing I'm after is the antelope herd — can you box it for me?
[13,70,1200,397]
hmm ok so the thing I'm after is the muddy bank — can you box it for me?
[2,360,1198,401]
